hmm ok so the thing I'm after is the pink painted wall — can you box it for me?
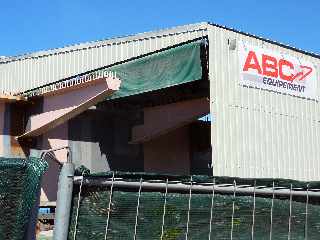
[38,87,70,202]
[132,98,209,143]
[144,126,190,175]
[40,123,68,202]
[0,103,5,156]
[137,98,210,175]
[37,77,120,202]
[25,77,120,135]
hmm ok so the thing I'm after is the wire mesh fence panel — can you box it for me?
[252,197,272,239]
[0,165,26,239]
[0,157,48,240]
[68,171,320,240]
[209,194,234,239]
[272,198,294,239]
[229,195,254,239]
[289,200,309,240]
[187,194,213,239]
[107,190,139,239]
[68,185,111,240]
[134,191,165,239]
[149,192,189,240]
[307,203,320,239]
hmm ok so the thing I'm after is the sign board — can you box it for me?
[239,41,317,99]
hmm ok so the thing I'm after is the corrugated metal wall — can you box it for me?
[208,25,320,181]
[2,21,319,181]
[0,23,207,93]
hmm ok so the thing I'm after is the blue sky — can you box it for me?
[1,0,319,56]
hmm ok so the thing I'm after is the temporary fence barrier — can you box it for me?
[67,170,320,240]
[0,157,48,240]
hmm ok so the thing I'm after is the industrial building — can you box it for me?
[0,22,319,206]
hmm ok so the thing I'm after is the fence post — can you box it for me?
[53,161,75,240]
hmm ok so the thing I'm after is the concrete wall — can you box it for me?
[69,109,144,173]
[40,123,68,202]
[68,111,110,172]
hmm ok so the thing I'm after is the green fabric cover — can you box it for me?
[0,157,48,240]
[106,41,203,100]
[68,170,320,240]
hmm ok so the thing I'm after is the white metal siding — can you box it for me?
[0,23,207,93]
[208,25,320,181]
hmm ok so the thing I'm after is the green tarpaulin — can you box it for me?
[0,157,48,240]
[106,41,203,100]
[68,170,320,240]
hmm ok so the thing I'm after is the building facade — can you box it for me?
[0,22,319,202]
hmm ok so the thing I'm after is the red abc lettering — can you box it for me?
[243,51,262,74]
[279,59,294,81]
[262,54,278,78]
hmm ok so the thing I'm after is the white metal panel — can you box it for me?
[0,23,207,93]
[0,64,4,92]
[1,64,7,92]
[208,25,320,181]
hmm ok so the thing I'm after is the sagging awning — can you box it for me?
[105,41,203,100]
[17,41,203,139]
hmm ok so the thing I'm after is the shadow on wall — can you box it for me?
[39,123,68,202]
[68,108,144,173]
[39,104,212,202]
[67,105,212,176]
[35,108,144,202]
[40,152,61,202]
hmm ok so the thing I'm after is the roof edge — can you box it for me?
[3,21,319,63]
[2,22,208,63]
[208,22,320,60]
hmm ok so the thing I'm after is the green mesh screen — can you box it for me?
[0,157,48,240]
[106,41,203,100]
[68,171,320,240]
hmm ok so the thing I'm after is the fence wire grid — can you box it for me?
[68,170,320,240]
